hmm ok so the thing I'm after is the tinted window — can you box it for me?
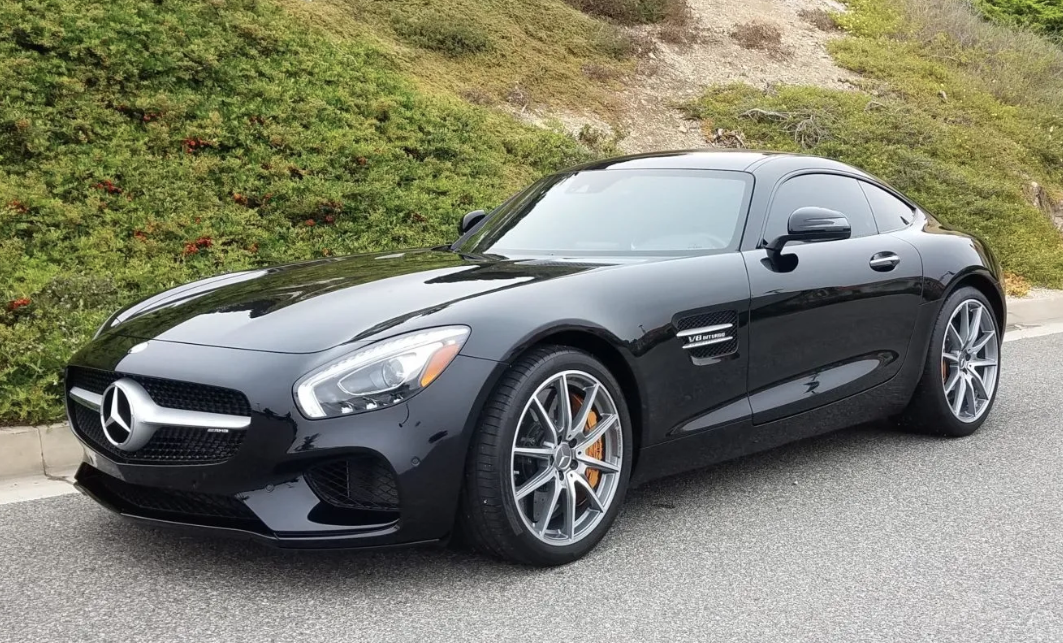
[860,182,914,233]
[764,174,877,243]
[460,169,754,257]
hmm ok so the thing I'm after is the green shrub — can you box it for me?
[872,0,1063,108]
[0,0,591,425]
[305,0,635,111]
[392,13,491,56]
[976,0,1063,35]
[564,0,687,25]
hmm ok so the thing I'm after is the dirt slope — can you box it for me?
[618,0,854,152]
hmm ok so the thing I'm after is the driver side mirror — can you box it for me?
[765,207,852,254]
[458,209,487,236]
[763,207,851,272]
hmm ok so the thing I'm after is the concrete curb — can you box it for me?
[4,292,1063,481]
[1005,290,1063,330]
[0,423,81,480]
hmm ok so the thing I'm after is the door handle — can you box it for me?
[869,252,900,271]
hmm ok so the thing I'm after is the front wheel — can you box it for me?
[458,346,633,566]
[898,286,1001,437]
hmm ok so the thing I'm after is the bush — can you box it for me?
[0,0,592,425]
[843,0,1063,108]
[564,0,687,25]
[799,8,839,32]
[393,13,492,56]
[302,0,635,114]
[976,0,1063,36]
[730,20,787,56]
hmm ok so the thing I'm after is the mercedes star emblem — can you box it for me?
[98,379,158,452]
[100,382,134,447]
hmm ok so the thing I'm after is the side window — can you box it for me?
[764,174,877,243]
[860,182,914,233]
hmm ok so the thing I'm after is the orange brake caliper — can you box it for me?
[572,394,604,488]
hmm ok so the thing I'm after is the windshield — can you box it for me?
[459,169,754,257]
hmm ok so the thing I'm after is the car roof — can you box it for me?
[565,149,871,177]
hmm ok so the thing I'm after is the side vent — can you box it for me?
[675,310,739,360]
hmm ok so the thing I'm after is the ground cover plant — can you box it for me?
[0,0,594,424]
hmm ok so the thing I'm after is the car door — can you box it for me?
[742,172,923,424]
[619,170,755,444]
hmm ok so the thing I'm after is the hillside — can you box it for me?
[2,0,1063,424]
[685,0,1063,286]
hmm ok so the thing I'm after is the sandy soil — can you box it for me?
[617,0,856,153]
[512,0,856,154]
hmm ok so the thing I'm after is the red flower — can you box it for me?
[182,236,213,256]
[7,298,31,312]
[324,215,335,224]
[304,219,315,226]
[133,230,148,241]
[93,180,122,194]
[7,200,29,214]
[182,137,212,154]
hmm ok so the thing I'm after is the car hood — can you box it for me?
[105,249,618,354]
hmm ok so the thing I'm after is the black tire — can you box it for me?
[898,286,1002,437]
[458,345,633,566]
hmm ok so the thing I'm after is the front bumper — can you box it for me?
[67,333,504,549]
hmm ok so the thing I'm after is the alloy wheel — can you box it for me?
[941,299,999,423]
[510,370,623,546]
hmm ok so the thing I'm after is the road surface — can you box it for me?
[1,333,1061,642]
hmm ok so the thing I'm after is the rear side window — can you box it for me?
[764,174,877,243]
[860,182,914,233]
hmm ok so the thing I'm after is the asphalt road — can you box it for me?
[2,334,1062,643]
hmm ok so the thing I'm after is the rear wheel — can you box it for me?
[459,346,632,566]
[899,286,1001,437]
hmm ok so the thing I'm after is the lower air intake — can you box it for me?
[306,456,400,512]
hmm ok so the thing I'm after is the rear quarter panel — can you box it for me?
[898,211,1006,321]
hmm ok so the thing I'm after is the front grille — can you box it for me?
[79,466,263,531]
[67,366,251,416]
[71,403,245,465]
[676,310,739,360]
[66,366,249,465]
[306,457,400,512]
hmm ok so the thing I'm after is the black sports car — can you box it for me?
[67,151,1004,566]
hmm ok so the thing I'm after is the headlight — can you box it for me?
[294,326,470,419]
